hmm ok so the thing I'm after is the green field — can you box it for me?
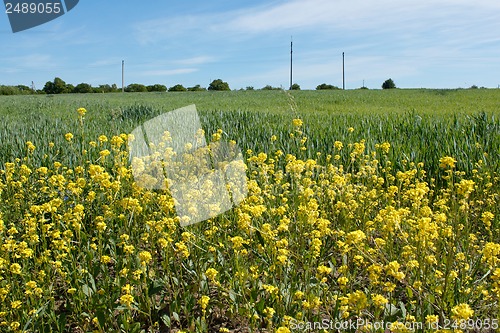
[1,89,499,177]
[0,89,499,332]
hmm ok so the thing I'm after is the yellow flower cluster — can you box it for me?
[0,114,498,332]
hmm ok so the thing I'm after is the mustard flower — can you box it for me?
[371,294,389,308]
[26,141,36,152]
[334,140,343,150]
[338,277,349,286]
[99,149,110,158]
[138,250,152,266]
[10,263,21,274]
[77,107,87,117]
[120,294,134,308]
[10,322,20,330]
[317,265,332,276]
[451,303,474,320]
[482,211,494,228]
[439,156,456,169]
[205,268,218,282]
[123,244,135,255]
[100,255,112,264]
[11,300,22,309]
[292,118,303,127]
[199,295,210,313]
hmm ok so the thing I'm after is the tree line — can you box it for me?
[0,77,233,95]
[0,77,405,95]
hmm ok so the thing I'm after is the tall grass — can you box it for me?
[1,89,499,179]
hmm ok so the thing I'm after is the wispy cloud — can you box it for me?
[132,0,500,59]
[173,56,215,66]
[1,53,57,72]
[225,0,500,34]
[139,68,198,76]
[88,59,123,68]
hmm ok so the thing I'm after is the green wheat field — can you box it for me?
[0,89,499,332]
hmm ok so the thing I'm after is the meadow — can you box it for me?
[0,89,499,332]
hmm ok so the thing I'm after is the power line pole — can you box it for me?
[342,52,345,90]
[122,60,125,93]
[289,37,293,90]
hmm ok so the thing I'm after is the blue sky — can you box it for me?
[1,0,500,90]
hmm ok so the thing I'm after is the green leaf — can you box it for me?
[96,309,106,327]
[82,284,93,297]
[255,229,265,247]
[229,290,237,303]
[161,315,171,327]
[149,280,164,296]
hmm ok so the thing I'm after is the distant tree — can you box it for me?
[358,86,369,90]
[65,83,75,93]
[125,83,148,92]
[316,83,340,90]
[43,77,69,94]
[208,79,230,91]
[0,85,18,95]
[469,85,479,89]
[95,84,114,93]
[73,83,93,93]
[16,85,32,93]
[187,84,206,92]
[246,86,254,91]
[42,80,53,94]
[290,83,301,90]
[382,78,396,89]
[261,85,280,90]
[0,85,35,95]
[111,84,118,92]
[168,84,187,92]
[147,84,167,92]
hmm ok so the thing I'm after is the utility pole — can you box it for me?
[342,52,345,90]
[122,60,125,93]
[289,37,293,90]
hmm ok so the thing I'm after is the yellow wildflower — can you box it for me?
[439,156,456,169]
[120,294,134,308]
[77,107,87,117]
[138,250,152,266]
[451,303,474,320]
[199,295,210,313]
[10,263,21,274]
[292,118,303,127]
